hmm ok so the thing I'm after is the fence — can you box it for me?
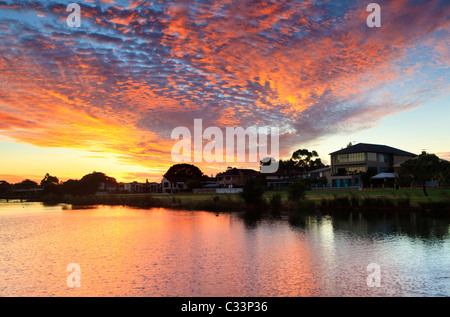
[193,188,243,194]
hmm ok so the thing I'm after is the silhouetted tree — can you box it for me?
[39,173,62,198]
[0,180,12,197]
[361,169,378,189]
[164,164,203,179]
[398,152,443,196]
[40,173,59,187]
[396,168,414,188]
[279,149,325,172]
[61,172,116,196]
[78,172,117,195]
[61,179,83,196]
[437,160,450,185]
[14,179,38,190]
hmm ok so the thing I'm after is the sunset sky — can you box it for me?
[0,0,448,183]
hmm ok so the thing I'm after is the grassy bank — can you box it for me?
[38,192,247,212]
[305,188,450,207]
[272,188,450,213]
[34,187,450,214]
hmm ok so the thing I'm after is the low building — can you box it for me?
[98,182,118,192]
[308,166,332,187]
[308,166,331,179]
[262,168,305,190]
[330,143,416,188]
[216,168,260,188]
[161,176,189,193]
[99,180,161,193]
[123,182,145,193]
[146,182,161,193]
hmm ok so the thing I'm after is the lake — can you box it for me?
[0,201,448,297]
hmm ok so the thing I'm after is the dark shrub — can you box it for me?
[288,179,308,202]
[269,192,283,212]
[241,177,266,205]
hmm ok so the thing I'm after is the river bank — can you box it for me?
[9,187,449,214]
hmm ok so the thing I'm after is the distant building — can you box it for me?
[123,182,145,193]
[216,168,260,188]
[308,165,331,179]
[329,143,416,188]
[99,182,118,192]
[147,182,161,193]
[262,168,305,190]
[99,180,161,193]
[12,188,43,197]
[161,176,189,193]
[308,166,331,186]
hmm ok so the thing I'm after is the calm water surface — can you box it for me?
[0,201,448,297]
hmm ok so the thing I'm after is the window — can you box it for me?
[337,154,348,163]
[347,166,366,174]
[379,154,393,163]
[336,153,364,163]
[336,166,366,175]
[349,153,364,162]
[367,152,377,161]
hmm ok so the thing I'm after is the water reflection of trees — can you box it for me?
[288,212,450,240]
[235,209,449,240]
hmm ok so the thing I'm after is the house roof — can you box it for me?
[162,176,191,183]
[216,168,259,177]
[371,172,396,179]
[262,168,305,176]
[330,143,416,157]
[308,166,331,174]
[393,152,448,167]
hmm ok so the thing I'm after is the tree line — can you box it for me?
[0,172,117,198]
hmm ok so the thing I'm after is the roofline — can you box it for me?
[329,143,417,156]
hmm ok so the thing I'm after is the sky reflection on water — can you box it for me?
[0,202,448,297]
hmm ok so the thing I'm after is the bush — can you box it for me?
[241,177,266,205]
[288,179,308,202]
[269,192,283,212]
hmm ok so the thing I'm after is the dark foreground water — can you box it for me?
[0,202,448,297]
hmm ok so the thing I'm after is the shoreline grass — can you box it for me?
[14,188,450,214]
